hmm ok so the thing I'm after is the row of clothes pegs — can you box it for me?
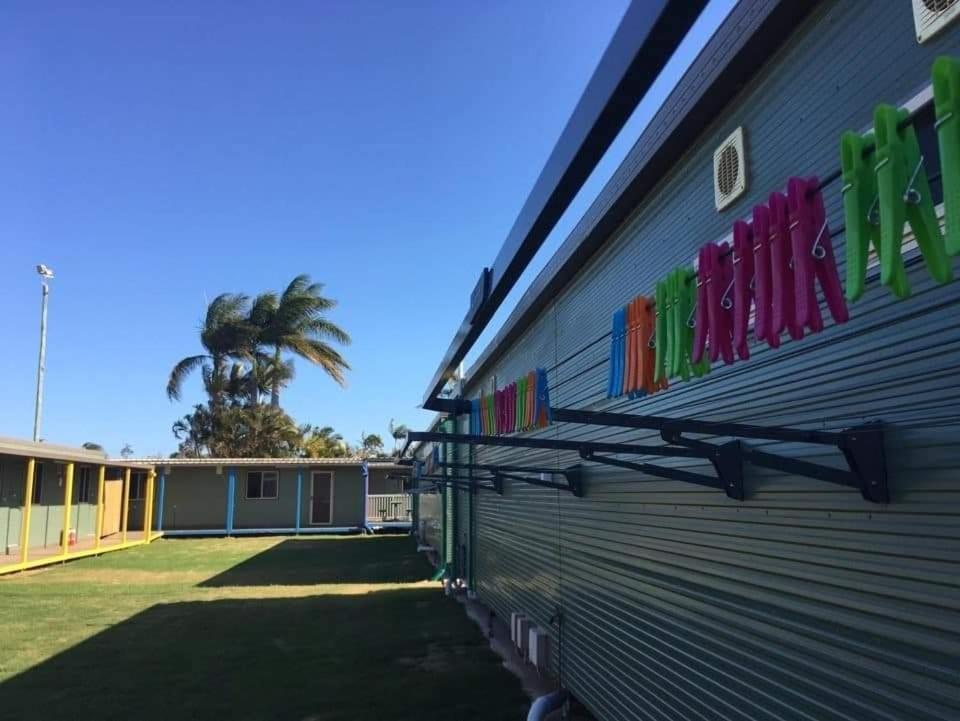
[470,368,552,435]
[606,269,712,399]
[696,175,849,364]
[607,55,960,398]
[608,175,848,397]
[844,56,960,300]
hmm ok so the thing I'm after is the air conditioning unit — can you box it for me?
[510,612,527,646]
[517,617,532,659]
[713,127,748,211]
[913,0,960,44]
[528,626,551,672]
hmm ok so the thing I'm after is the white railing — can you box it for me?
[367,494,412,522]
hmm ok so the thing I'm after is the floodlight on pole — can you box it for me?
[33,264,54,442]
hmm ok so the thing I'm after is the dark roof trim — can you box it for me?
[462,0,823,389]
[421,0,709,408]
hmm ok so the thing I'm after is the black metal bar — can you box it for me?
[496,471,572,493]
[440,461,572,476]
[745,449,855,487]
[420,474,498,493]
[407,431,709,460]
[551,406,842,445]
[581,452,723,491]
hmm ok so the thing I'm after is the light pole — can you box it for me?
[33,264,54,442]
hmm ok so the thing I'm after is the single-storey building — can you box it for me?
[0,437,158,574]
[130,457,410,536]
[408,2,960,720]
[0,436,410,575]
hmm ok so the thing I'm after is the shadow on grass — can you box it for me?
[198,536,432,587]
[0,588,529,721]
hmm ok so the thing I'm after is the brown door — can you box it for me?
[310,472,333,525]
[102,479,123,536]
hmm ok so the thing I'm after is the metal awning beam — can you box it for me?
[421,0,709,408]
[407,430,709,460]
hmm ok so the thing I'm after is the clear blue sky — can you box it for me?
[0,1,732,457]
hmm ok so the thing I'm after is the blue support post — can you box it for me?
[226,468,236,536]
[157,472,166,531]
[295,468,303,535]
[361,461,369,532]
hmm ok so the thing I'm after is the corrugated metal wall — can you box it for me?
[459,1,960,719]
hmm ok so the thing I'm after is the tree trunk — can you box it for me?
[270,346,282,408]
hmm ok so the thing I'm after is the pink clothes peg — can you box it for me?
[787,177,823,333]
[732,220,754,361]
[787,177,849,330]
[704,242,735,365]
[751,204,779,349]
[768,191,803,342]
[692,245,710,364]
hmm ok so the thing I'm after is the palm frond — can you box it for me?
[284,337,350,386]
[166,354,208,401]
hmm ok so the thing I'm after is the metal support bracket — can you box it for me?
[408,413,889,504]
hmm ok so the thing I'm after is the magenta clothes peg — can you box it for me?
[787,177,849,330]
[704,242,735,365]
[768,191,803,342]
[732,220,754,361]
[692,245,710,363]
[751,204,779,349]
[787,178,824,334]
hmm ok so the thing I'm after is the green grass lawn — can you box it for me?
[0,535,529,721]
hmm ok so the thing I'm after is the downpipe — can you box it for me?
[526,689,568,721]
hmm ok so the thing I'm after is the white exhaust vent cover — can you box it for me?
[914,0,960,43]
[713,127,747,211]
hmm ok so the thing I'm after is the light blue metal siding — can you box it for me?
[462,2,960,720]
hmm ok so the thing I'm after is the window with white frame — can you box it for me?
[77,467,92,503]
[246,470,278,499]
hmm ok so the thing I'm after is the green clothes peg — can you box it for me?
[686,271,710,378]
[934,55,960,256]
[666,270,678,378]
[668,269,689,380]
[653,279,668,383]
[874,104,952,296]
[841,131,908,299]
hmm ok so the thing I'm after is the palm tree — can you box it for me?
[167,294,251,406]
[388,419,408,455]
[302,425,349,458]
[250,275,351,408]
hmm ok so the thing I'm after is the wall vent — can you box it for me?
[914,0,960,43]
[713,127,747,211]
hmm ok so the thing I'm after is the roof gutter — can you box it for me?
[421,0,709,410]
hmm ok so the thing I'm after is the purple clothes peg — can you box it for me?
[692,245,710,364]
[751,204,779,349]
[732,220,754,361]
[787,176,849,330]
[768,191,804,342]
